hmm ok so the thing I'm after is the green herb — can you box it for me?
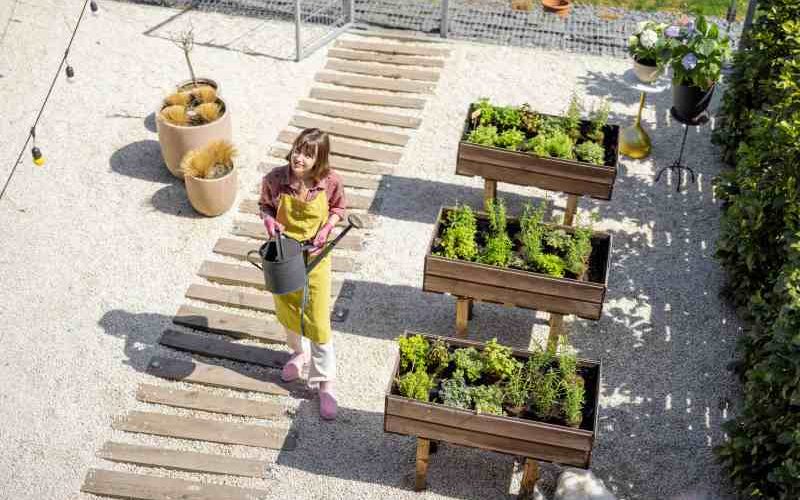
[469,385,504,415]
[496,128,526,150]
[494,106,522,129]
[532,253,566,277]
[504,364,531,409]
[428,338,451,376]
[587,100,610,143]
[563,92,583,141]
[527,130,575,160]
[564,223,593,276]
[467,124,499,147]
[558,339,578,381]
[452,347,484,383]
[531,370,560,418]
[397,334,430,373]
[562,376,585,428]
[472,98,496,127]
[439,373,472,409]
[481,338,521,381]
[479,198,514,267]
[396,368,435,402]
[544,228,571,252]
[519,103,542,135]
[575,141,605,166]
[439,204,479,261]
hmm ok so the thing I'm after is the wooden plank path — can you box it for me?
[136,383,284,419]
[82,469,265,500]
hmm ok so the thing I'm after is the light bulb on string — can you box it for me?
[30,127,45,167]
[65,64,75,80]
[90,0,99,14]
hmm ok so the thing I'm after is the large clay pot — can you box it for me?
[633,59,661,83]
[185,163,238,216]
[541,0,571,17]
[672,83,715,121]
[156,97,232,179]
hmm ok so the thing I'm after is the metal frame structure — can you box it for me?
[294,0,354,61]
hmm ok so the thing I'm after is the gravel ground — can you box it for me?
[0,2,742,500]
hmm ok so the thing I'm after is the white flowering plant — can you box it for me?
[627,20,668,67]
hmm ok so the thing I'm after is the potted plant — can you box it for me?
[456,96,620,200]
[156,84,232,179]
[180,140,238,216]
[423,200,613,320]
[171,27,219,93]
[385,333,602,468]
[627,20,668,83]
[664,16,731,120]
[541,0,572,18]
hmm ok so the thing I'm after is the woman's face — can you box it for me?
[290,145,316,179]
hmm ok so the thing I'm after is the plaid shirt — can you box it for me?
[258,165,346,221]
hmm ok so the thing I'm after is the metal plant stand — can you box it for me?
[655,107,708,192]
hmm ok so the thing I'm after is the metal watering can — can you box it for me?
[248,214,364,296]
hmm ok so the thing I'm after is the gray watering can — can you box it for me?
[248,214,364,295]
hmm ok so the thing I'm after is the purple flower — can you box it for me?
[682,53,698,70]
[665,25,681,38]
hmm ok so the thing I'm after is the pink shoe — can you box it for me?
[281,352,308,382]
[319,383,337,420]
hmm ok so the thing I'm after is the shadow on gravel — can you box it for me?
[144,112,157,133]
[277,401,525,499]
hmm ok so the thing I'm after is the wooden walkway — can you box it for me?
[81,29,451,499]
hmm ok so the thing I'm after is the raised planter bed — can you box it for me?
[423,207,612,321]
[456,103,620,201]
[384,333,602,471]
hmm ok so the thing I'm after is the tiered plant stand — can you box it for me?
[449,105,620,347]
[384,333,603,498]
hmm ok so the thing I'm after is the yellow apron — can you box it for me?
[273,192,332,344]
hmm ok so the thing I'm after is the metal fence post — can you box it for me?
[294,0,302,62]
[344,0,354,24]
[440,0,449,38]
[742,0,758,47]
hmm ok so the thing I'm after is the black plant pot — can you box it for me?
[672,83,715,121]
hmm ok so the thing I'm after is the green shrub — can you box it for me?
[479,198,513,267]
[397,334,430,372]
[472,98,495,126]
[439,373,472,409]
[481,338,521,381]
[439,204,479,261]
[427,338,450,376]
[467,124,498,147]
[532,253,566,277]
[397,368,435,402]
[496,128,526,150]
[470,385,504,415]
[452,347,484,383]
[575,141,605,166]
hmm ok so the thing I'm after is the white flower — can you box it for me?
[628,35,639,47]
[640,29,658,48]
[636,20,649,34]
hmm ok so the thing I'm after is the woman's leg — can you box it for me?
[308,338,337,420]
[281,327,310,382]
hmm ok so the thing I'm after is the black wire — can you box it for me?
[0,0,92,203]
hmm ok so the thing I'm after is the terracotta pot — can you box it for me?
[541,0,571,17]
[511,0,534,11]
[177,77,219,93]
[672,83,715,122]
[156,97,232,179]
[185,163,238,216]
[632,59,662,83]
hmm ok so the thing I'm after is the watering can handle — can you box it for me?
[305,217,360,273]
[275,230,285,261]
[247,250,263,270]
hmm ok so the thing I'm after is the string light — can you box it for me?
[30,128,44,166]
[90,1,98,14]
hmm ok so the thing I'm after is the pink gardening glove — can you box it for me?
[310,222,335,255]
[263,215,284,239]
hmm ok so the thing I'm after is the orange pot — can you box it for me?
[542,0,572,18]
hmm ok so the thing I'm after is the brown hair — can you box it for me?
[285,128,331,182]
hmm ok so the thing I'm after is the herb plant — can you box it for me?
[470,385,504,415]
[519,104,542,135]
[467,125,498,147]
[439,373,472,410]
[563,93,583,141]
[588,100,610,143]
[481,338,521,381]
[439,205,478,261]
[452,347,484,383]
[428,338,451,376]
[532,253,566,278]
[396,368,435,402]
[472,98,496,126]
[495,128,526,150]
[575,141,605,166]
[504,364,531,410]
[531,370,560,418]
[562,377,585,428]
[494,106,522,129]
[397,334,430,372]
[479,198,513,267]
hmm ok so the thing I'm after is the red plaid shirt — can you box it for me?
[258,165,346,221]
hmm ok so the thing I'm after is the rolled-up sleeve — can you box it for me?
[326,173,346,219]
[258,174,277,219]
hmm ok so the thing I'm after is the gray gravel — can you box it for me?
[0,2,742,500]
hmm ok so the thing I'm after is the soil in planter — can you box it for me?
[432,214,610,285]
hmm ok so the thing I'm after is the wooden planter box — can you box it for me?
[384,333,602,468]
[423,207,612,320]
[456,104,620,200]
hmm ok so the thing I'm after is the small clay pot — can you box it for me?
[185,163,238,217]
[541,0,572,18]
[633,59,662,83]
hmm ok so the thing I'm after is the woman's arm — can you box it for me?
[258,173,277,220]
[326,173,346,226]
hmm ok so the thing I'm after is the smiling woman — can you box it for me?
[583,0,747,19]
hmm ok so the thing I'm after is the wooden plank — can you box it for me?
[213,239,356,273]
[146,356,290,396]
[159,329,290,369]
[113,411,296,450]
[186,283,276,313]
[415,437,431,491]
[309,87,426,110]
[455,297,470,338]
[326,59,440,82]
[97,441,268,478]
[174,303,285,343]
[335,39,450,57]
[279,129,402,164]
[339,172,381,190]
[315,71,435,95]
[291,114,409,146]
[81,469,264,500]
[198,261,346,293]
[231,220,364,251]
[384,414,589,468]
[271,144,393,175]
[328,47,446,68]
[348,27,451,44]
[297,99,421,129]
[240,192,374,213]
[136,383,283,419]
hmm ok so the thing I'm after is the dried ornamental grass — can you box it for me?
[191,85,217,104]
[181,140,237,179]
[195,102,221,124]
[164,92,192,106]
[160,105,189,125]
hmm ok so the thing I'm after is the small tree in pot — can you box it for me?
[180,140,238,216]
[171,26,219,92]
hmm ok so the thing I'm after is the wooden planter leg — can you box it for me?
[415,437,431,491]
[468,300,474,320]
[518,458,540,499]
[547,313,564,352]
[484,179,497,206]
[456,297,471,338]
[563,194,579,226]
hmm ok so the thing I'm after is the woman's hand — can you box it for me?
[310,222,335,255]
[263,215,284,238]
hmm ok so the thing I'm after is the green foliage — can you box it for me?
[575,141,606,166]
[565,223,594,276]
[563,93,583,140]
[532,253,566,277]
[427,339,451,376]
[452,347,484,383]
[396,368,435,402]
[504,364,531,409]
[479,198,514,267]
[439,373,472,410]
[467,124,499,147]
[496,128,526,150]
[710,2,800,497]
[561,377,585,428]
[664,15,731,89]
[587,100,610,143]
[397,334,430,373]
[494,106,522,129]
[469,385,504,415]
[558,341,578,381]
[627,20,668,67]
[528,130,575,160]
[472,98,496,126]
[531,370,560,418]
[519,103,542,135]
[439,205,479,261]
[544,228,571,252]
[519,201,547,262]
[481,338,521,382]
